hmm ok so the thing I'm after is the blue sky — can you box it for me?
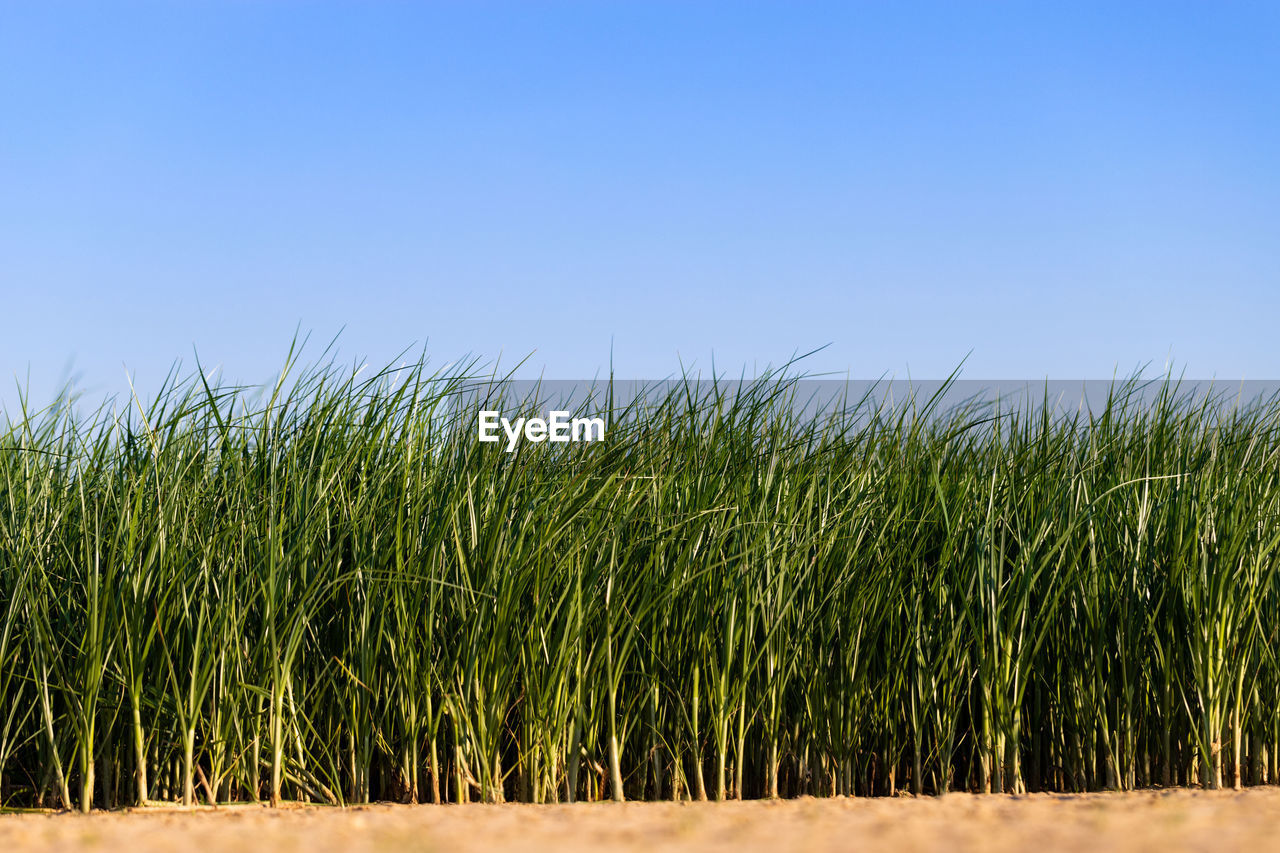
[2,1,1278,407]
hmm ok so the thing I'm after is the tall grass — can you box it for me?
[2,348,1280,809]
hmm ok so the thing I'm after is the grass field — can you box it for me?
[3,346,1280,811]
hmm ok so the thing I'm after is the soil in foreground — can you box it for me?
[3,789,1278,853]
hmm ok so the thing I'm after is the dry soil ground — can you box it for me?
[4,788,1280,852]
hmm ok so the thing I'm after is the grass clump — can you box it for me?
[2,346,1280,809]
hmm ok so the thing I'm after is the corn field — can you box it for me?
[3,350,1280,810]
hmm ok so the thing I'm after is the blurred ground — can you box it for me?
[3,788,1278,852]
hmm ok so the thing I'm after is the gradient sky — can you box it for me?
[2,1,1278,408]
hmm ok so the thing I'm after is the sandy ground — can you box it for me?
[4,789,1280,853]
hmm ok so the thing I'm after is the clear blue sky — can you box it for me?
[2,1,1278,408]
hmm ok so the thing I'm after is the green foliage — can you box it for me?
[2,349,1279,808]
